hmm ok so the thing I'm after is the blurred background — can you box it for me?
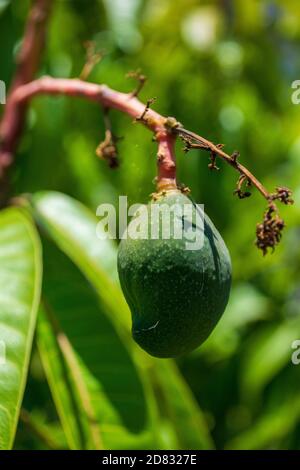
[1,0,300,450]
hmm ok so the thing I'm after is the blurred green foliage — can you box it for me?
[1,0,300,450]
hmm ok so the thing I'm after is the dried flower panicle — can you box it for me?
[256,203,285,255]
[234,189,252,199]
[234,175,252,199]
[208,152,219,171]
[96,130,119,169]
[270,186,294,205]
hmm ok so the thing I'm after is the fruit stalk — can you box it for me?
[156,130,177,191]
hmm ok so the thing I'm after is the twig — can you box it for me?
[10,77,177,187]
[126,69,147,98]
[43,300,103,450]
[135,97,157,122]
[233,174,251,199]
[174,126,270,199]
[96,108,120,168]
[79,41,102,81]
[173,125,293,253]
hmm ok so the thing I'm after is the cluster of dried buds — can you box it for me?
[255,188,293,255]
[96,129,119,169]
[234,175,252,199]
[256,203,285,255]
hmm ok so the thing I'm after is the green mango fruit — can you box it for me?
[117,190,231,358]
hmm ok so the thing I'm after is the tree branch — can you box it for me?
[169,123,293,254]
[173,126,270,199]
[1,74,293,253]
[0,0,53,181]
[7,76,178,190]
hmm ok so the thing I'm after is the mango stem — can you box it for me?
[156,130,177,191]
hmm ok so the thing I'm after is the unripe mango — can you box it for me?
[117,190,231,358]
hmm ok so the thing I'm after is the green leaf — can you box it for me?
[31,191,129,331]
[240,319,300,400]
[0,0,10,15]
[227,393,300,450]
[0,208,42,449]
[152,359,214,449]
[17,408,66,450]
[37,238,153,449]
[38,307,102,450]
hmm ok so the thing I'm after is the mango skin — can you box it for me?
[117,190,231,358]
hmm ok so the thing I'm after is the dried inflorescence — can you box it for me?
[208,152,219,171]
[270,186,294,205]
[255,187,294,255]
[126,69,147,98]
[256,203,285,255]
[234,175,252,199]
[96,129,119,169]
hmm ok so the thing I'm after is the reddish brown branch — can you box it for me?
[9,76,176,188]
[11,77,165,130]
[156,131,177,191]
[0,0,53,176]
[96,108,120,169]
[5,76,293,201]
[1,72,293,253]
